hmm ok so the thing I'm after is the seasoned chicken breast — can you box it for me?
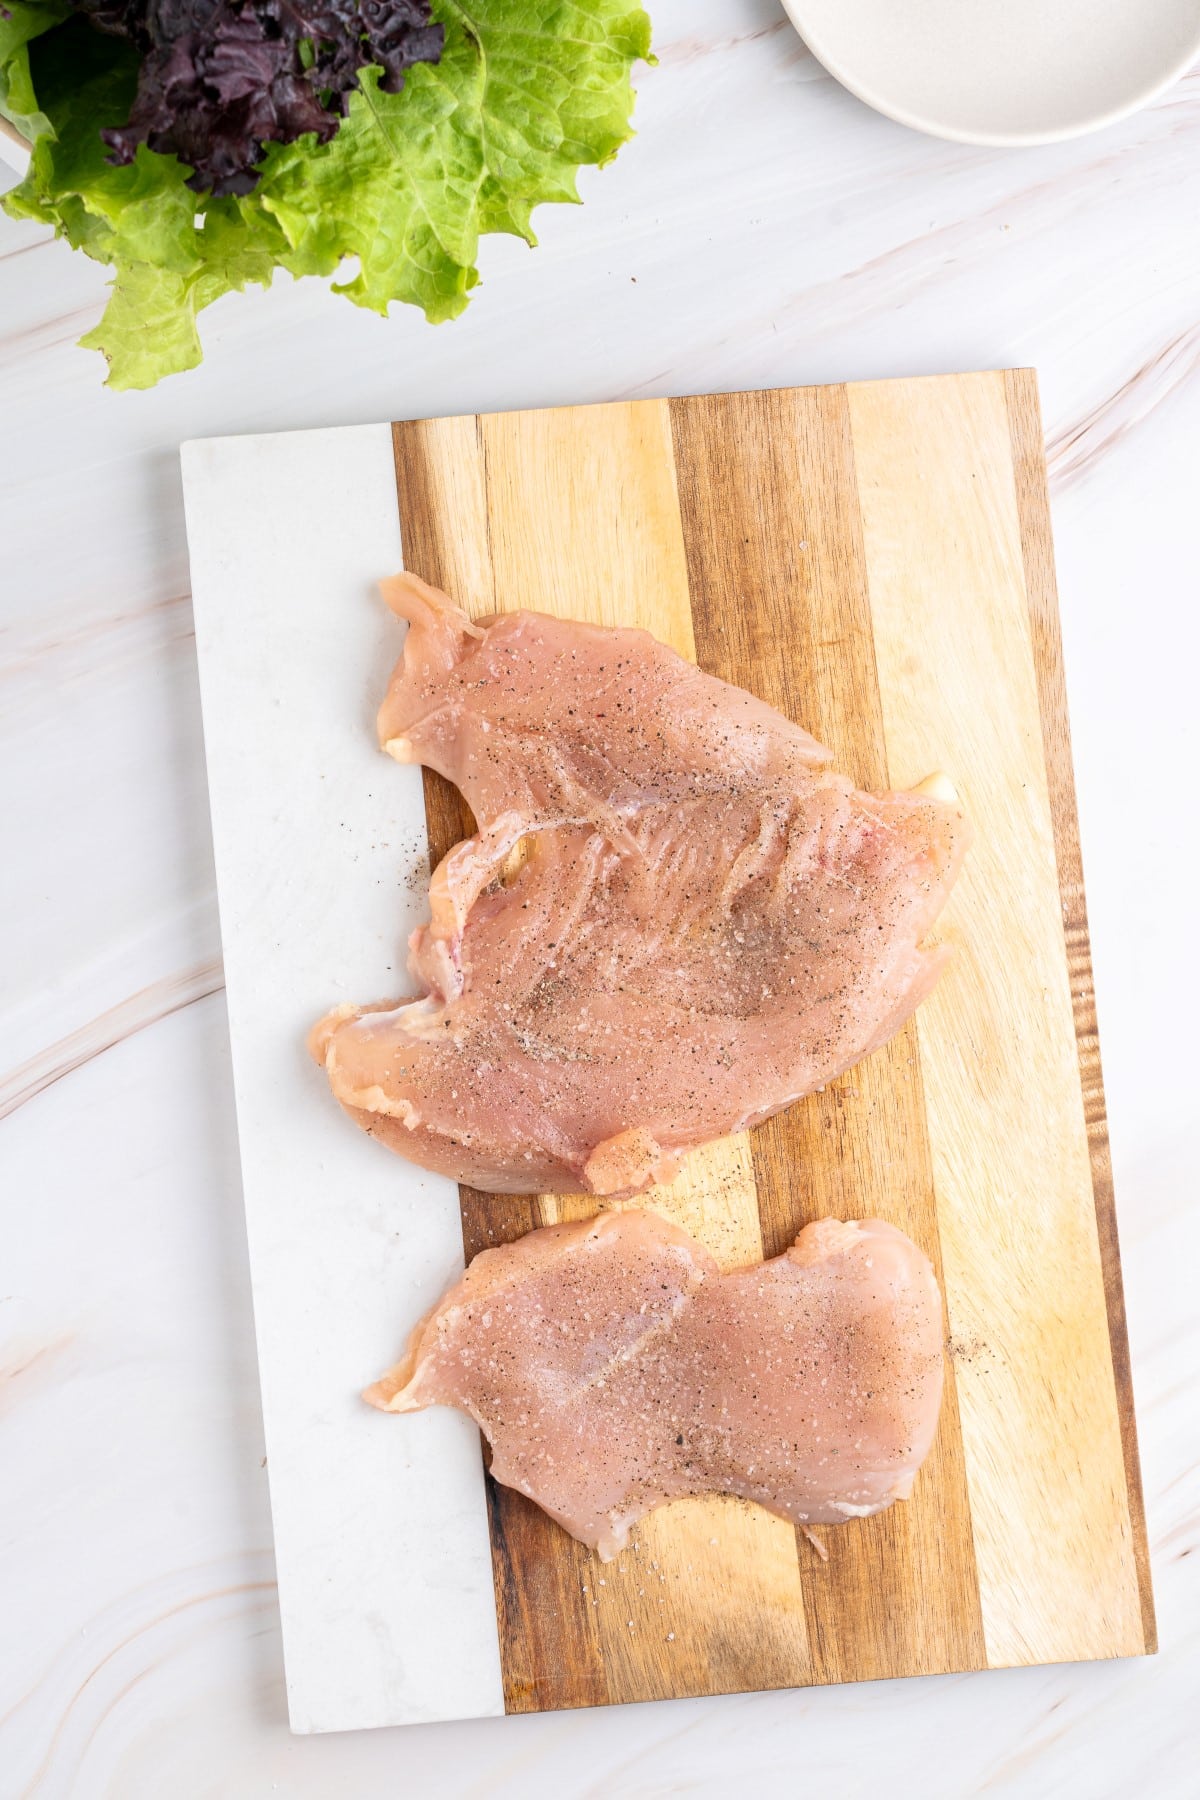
[366,1209,945,1559]
[311,574,968,1195]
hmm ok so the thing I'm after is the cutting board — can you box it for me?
[182,371,1153,1734]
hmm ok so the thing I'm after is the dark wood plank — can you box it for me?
[671,384,987,1682]
[1003,367,1156,1653]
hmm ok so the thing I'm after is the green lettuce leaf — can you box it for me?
[0,0,652,389]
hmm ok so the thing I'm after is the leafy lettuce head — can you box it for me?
[0,0,653,388]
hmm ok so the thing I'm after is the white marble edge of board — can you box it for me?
[179,423,505,1732]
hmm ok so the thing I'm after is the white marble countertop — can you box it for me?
[2,4,1197,1794]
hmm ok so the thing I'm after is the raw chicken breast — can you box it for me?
[311,574,969,1195]
[365,1209,945,1559]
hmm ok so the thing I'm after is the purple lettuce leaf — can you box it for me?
[72,0,444,194]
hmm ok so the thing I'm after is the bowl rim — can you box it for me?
[780,0,1200,146]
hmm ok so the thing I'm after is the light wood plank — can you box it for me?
[848,371,1145,1665]
[566,1490,816,1706]
[478,401,695,638]
[577,1131,763,1269]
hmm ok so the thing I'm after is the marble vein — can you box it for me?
[0,957,225,1122]
[0,1332,77,1419]
[654,15,791,67]
[0,1557,278,1797]
[1046,324,1200,493]
[0,593,193,685]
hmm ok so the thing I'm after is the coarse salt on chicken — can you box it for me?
[365,1208,945,1557]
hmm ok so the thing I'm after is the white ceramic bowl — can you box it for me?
[782,0,1200,145]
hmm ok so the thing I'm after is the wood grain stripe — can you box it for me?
[671,385,986,1682]
[1002,368,1156,1654]
[849,372,1145,1664]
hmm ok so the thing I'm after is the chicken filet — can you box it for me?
[311,574,968,1195]
[365,1208,945,1558]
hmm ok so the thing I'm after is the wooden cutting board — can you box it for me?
[389,370,1154,1708]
